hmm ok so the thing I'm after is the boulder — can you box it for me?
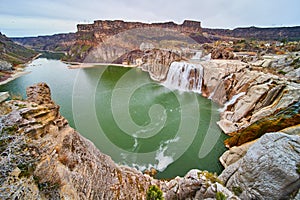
[219,132,300,200]
[211,47,235,59]
[162,169,239,200]
[219,140,256,168]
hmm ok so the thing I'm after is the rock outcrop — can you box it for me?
[162,169,238,200]
[0,83,238,199]
[219,132,300,200]
[200,59,300,137]
[0,83,156,199]
[140,49,183,81]
[77,20,202,39]
[211,47,235,59]
[224,101,300,147]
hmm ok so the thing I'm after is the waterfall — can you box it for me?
[163,62,204,93]
[191,51,202,60]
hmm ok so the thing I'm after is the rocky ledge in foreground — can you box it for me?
[1,84,300,199]
[0,83,238,199]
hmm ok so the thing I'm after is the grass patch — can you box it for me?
[278,70,287,75]
[232,186,243,196]
[216,192,227,200]
[146,185,164,200]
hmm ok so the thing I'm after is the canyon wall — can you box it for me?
[77,20,202,38]
[0,83,239,199]
[1,79,299,199]
[139,52,300,148]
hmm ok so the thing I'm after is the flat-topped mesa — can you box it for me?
[77,19,202,35]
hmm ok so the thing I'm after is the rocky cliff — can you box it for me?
[0,83,239,199]
[1,83,299,199]
[138,52,300,147]
[77,20,202,37]
[219,132,300,199]
[11,20,300,63]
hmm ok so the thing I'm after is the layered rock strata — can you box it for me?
[0,83,155,199]
[0,83,237,199]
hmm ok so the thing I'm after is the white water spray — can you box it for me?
[163,62,204,93]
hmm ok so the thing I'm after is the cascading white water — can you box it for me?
[191,51,202,60]
[163,62,204,93]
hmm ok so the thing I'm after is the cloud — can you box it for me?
[0,0,299,36]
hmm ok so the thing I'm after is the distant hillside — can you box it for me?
[12,33,77,52]
[203,26,300,41]
[0,32,37,66]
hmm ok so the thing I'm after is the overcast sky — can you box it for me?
[1,0,299,37]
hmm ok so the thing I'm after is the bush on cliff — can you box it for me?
[146,185,164,200]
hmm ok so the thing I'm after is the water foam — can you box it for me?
[163,62,204,93]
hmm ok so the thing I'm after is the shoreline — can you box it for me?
[0,70,31,86]
[0,53,40,86]
[66,62,137,69]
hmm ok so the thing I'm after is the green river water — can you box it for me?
[0,58,227,178]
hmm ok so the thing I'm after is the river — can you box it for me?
[0,58,227,178]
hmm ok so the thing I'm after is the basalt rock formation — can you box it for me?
[77,20,202,39]
[224,101,300,147]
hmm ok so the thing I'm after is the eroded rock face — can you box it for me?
[211,47,235,59]
[219,132,300,200]
[219,140,256,168]
[1,83,237,199]
[200,60,300,136]
[162,170,238,200]
[0,83,156,199]
[140,49,182,81]
[224,101,300,147]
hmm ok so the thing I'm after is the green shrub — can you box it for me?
[232,186,243,196]
[278,70,287,75]
[216,191,227,200]
[296,163,300,174]
[198,171,223,185]
[146,185,164,200]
